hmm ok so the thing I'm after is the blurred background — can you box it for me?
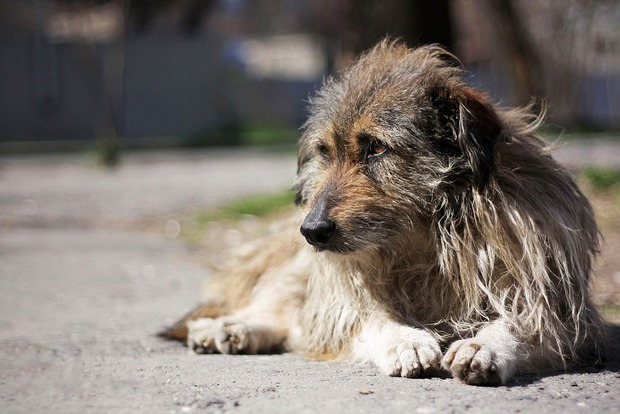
[1,3,620,409]
[1,5,620,406]
[1,0,619,156]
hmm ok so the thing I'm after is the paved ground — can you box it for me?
[1,144,619,414]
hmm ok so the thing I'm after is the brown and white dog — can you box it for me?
[162,40,604,385]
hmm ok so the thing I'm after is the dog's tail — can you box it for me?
[157,302,223,342]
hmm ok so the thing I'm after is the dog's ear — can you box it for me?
[453,86,503,189]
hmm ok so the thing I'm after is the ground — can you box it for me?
[0,143,619,413]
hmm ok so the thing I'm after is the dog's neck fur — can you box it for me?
[296,229,458,359]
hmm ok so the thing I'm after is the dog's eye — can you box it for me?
[367,140,388,159]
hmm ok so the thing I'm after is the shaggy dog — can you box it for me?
[162,40,604,385]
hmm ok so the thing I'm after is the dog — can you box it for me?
[161,40,605,385]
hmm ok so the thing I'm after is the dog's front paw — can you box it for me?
[187,317,218,354]
[377,330,442,378]
[213,319,251,354]
[187,317,251,355]
[442,339,505,385]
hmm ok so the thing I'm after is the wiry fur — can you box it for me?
[161,40,604,385]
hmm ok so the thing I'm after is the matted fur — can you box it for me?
[161,40,604,385]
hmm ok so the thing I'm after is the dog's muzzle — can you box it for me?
[300,198,336,249]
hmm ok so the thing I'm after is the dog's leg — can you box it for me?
[187,296,292,355]
[187,314,289,355]
[187,317,220,353]
[187,314,288,355]
[187,241,307,356]
[187,272,303,356]
[442,321,530,385]
[354,318,442,378]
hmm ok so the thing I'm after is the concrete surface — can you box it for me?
[1,145,619,414]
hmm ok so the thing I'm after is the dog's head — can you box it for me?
[295,41,504,253]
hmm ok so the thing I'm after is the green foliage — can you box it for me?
[238,124,298,147]
[182,190,295,244]
[599,303,620,323]
[97,135,120,167]
[582,166,620,191]
[186,123,298,148]
[199,190,295,222]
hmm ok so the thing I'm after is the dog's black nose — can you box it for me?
[300,198,336,247]
[300,217,336,247]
